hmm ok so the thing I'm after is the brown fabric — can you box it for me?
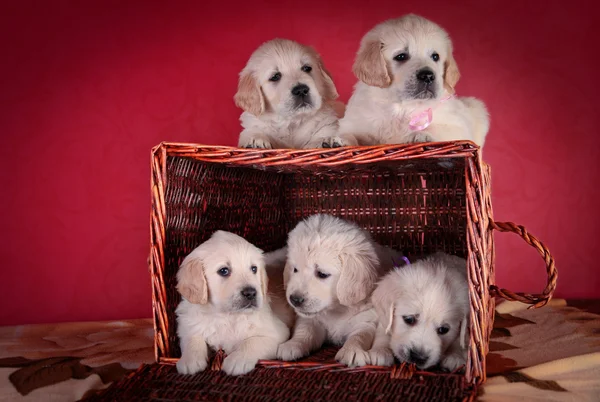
[0,301,599,401]
[0,357,128,396]
[0,319,153,401]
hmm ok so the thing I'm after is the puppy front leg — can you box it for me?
[177,335,209,375]
[408,130,435,143]
[305,124,358,149]
[409,124,466,144]
[368,323,394,366]
[277,317,326,361]
[238,129,272,149]
[222,336,278,376]
[336,324,376,367]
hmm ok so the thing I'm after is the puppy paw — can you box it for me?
[222,351,258,376]
[242,137,272,149]
[336,345,371,367]
[409,132,434,143]
[368,347,395,367]
[320,136,351,148]
[176,354,208,375]
[277,341,309,361]
[441,353,466,372]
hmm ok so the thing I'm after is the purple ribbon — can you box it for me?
[392,255,411,268]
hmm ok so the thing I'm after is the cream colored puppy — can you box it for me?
[338,14,489,148]
[175,231,294,376]
[235,39,343,149]
[277,214,400,367]
[371,252,470,371]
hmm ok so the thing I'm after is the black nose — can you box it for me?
[289,294,304,307]
[241,286,257,301]
[408,348,429,367]
[416,69,435,84]
[291,84,310,97]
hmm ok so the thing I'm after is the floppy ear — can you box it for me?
[352,39,392,88]
[259,264,269,299]
[443,52,460,93]
[282,261,291,290]
[234,72,265,116]
[176,258,208,304]
[316,56,339,101]
[371,278,397,335]
[336,252,378,306]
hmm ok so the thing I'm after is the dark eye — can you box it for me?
[217,267,230,277]
[251,265,257,274]
[394,53,409,62]
[301,65,312,73]
[437,326,450,335]
[431,52,440,62]
[402,315,416,326]
[316,271,331,279]
[293,267,298,273]
[269,72,281,82]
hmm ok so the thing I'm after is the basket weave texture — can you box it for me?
[84,351,476,402]
[102,141,556,402]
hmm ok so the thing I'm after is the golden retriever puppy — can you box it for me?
[175,231,294,376]
[277,214,400,367]
[337,14,489,148]
[371,252,470,371]
[234,39,343,149]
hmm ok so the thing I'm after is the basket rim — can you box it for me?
[151,141,480,168]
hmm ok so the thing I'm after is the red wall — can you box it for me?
[1,0,599,326]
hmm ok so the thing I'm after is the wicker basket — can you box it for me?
[85,141,557,402]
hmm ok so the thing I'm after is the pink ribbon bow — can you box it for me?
[408,94,456,131]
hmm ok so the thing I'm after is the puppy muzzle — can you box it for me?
[232,286,260,310]
[290,83,314,110]
[395,345,436,369]
[409,68,437,100]
[287,293,321,316]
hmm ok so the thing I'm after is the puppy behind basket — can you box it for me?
[87,141,557,402]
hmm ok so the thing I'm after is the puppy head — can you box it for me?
[283,214,379,317]
[234,39,338,117]
[353,14,460,99]
[372,254,469,370]
[176,231,268,313]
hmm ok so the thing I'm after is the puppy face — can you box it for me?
[234,39,338,117]
[176,231,268,313]
[372,255,469,370]
[283,214,379,317]
[353,14,460,100]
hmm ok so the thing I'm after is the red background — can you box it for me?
[1,0,599,326]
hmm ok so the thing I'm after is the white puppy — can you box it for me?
[371,252,470,371]
[337,14,490,148]
[277,214,400,367]
[234,38,344,149]
[175,231,294,376]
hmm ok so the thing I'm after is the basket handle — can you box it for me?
[489,219,558,309]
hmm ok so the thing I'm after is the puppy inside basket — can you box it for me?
[174,214,469,376]
[175,230,294,376]
[371,251,470,372]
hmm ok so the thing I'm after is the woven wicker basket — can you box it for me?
[86,141,557,402]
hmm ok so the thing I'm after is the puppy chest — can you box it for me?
[200,315,262,351]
